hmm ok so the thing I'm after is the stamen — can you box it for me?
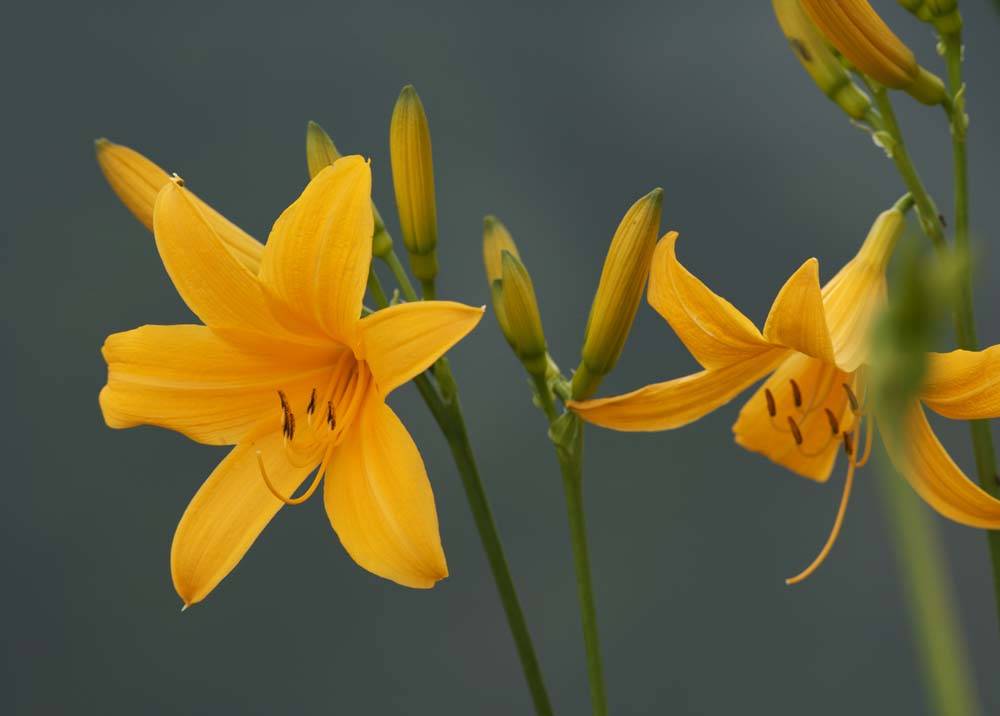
[278,390,289,411]
[843,431,854,456]
[306,388,317,427]
[327,401,335,430]
[256,450,322,506]
[787,416,803,445]
[824,408,840,435]
[785,459,856,585]
[843,383,860,413]
[789,379,802,408]
[764,389,777,418]
[854,418,874,468]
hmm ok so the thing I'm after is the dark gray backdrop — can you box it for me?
[4,1,1000,713]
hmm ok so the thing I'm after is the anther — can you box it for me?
[327,401,336,430]
[278,390,289,411]
[787,416,803,446]
[789,379,802,408]
[307,388,316,415]
[843,432,854,456]
[764,389,777,418]
[843,383,860,413]
[171,172,185,187]
[824,408,840,435]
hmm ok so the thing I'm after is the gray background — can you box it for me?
[4,0,1000,713]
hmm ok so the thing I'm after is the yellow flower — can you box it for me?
[99,155,483,605]
[569,208,1000,582]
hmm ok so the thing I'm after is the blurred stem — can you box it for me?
[368,264,553,715]
[381,249,419,303]
[877,462,981,716]
[421,278,437,300]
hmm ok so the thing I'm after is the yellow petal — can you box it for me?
[733,353,856,482]
[101,325,332,445]
[171,422,321,605]
[259,156,373,343]
[324,395,447,588]
[153,181,301,342]
[882,404,1000,529]
[921,346,1000,419]
[647,232,771,369]
[821,208,900,372]
[359,301,484,397]
[569,348,787,431]
[95,139,264,272]
[763,258,836,363]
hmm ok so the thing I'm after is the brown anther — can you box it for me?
[787,416,803,446]
[307,388,317,415]
[285,411,296,441]
[764,388,777,418]
[789,379,802,408]
[843,383,860,413]
[278,390,289,411]
[843,432,854,456]
[327,401,336,430]
[824,408,840,435]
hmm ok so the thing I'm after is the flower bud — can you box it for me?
[801,0,946,105]
[482,215,520,284]
[306,120,342,179]
[390,85,438,282]
[897,0,961,34]
[501,251,547,377]
[772,0,872,120]
[572,188,662,400]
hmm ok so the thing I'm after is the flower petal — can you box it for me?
[96,139,264,272]
[359,301,484,397]
[171,422,321,606]
[100,325,332,445]
[763,258,836,363]
[259,156,373,343]
[921,346,1000,419]
[647,232,771,369]
[153,181,302,342]
[569,348,787,431]
[732,353,856,482]
[881,404,1000,529]
[324,395,447,588]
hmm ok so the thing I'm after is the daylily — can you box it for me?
[99,155,483,605]
[569,207,1000,582]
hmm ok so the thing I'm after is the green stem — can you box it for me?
[941,28,1000,626]
[421,279,437,300]
[382,250,420,303]
[368,265,553,714]
[877,461,981,716]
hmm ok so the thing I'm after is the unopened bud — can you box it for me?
[501,251,547,377]
[897,0,961,34]
[772,0,872,120]
[572,188,663,400]
[482,215,520,284]
[801,0,946,105]
[390,85,438,282]
[306,121,342,179]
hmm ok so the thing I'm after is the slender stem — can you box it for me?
[421,279,437,300]
[382,250,420,303]
[368,264,553,714]
[941,27,1000,625]
[877,462,981,716]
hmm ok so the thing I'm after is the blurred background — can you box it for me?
[4,0,1000,713]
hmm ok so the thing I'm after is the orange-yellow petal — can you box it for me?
[569,348,787,431]
[259,156,373,344]
[95,139,264,272]
[359,301,484,397]
[921,346,1000,419]
[763,258,836,363]
[100,325,331,445]
[171,422,321,606]
[647,232,771,369]
[881,404,1000,529]
[324,394,447,588]
[733,353,856,482]
[153,182,302,343]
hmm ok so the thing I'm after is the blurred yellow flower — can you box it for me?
[570,208,1000,582]
[99,156,483,605]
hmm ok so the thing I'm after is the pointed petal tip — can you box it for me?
[647,187,664,205]
[94,137,110,152]
[180,602,191,612]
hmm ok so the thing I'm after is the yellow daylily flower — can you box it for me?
[569,208,1000,582]
[99,155,484,605]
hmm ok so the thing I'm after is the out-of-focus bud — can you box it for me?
[390,85,438,283]
[306,121,392,258]
[772,0,872,120]
[94,138,263,272]
[571,188,663,400]
[801,0,946,105]
[306,121,342,179]
[482,215,522,349]
[501,251,548,377]
[897,0,961,34]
